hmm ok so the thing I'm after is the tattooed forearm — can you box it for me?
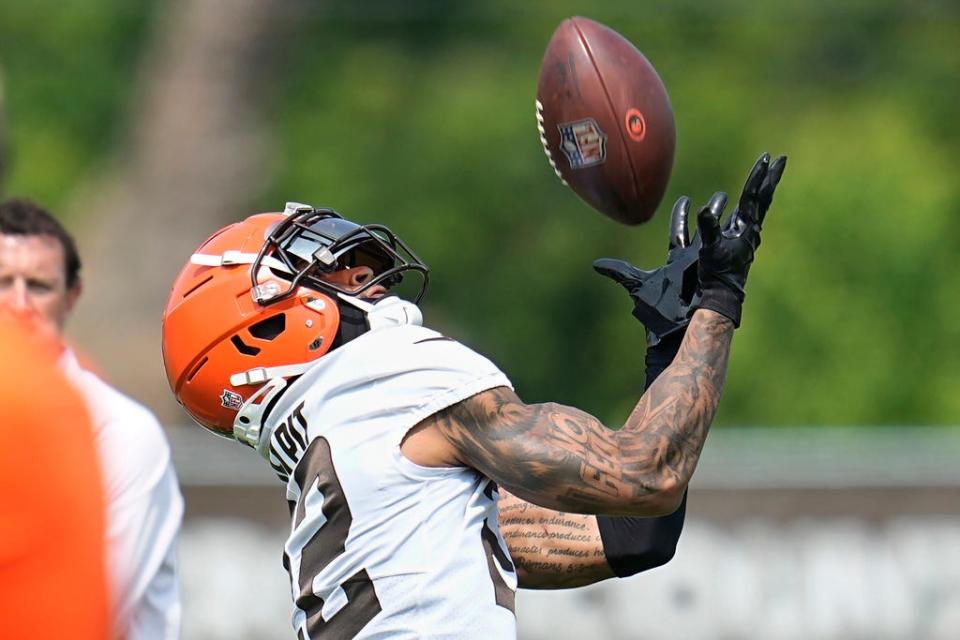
[498,491,613,588]
[426,309,734,515]
[619,309,734,499]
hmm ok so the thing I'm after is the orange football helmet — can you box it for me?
[162,203,428,449]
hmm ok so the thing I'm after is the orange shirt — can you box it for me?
[0,319,109,640]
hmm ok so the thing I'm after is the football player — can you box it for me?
[163,153,786,638]
[0,198,184,640]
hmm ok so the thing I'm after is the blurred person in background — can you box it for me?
[0,315,109,640]
[163,154,784,638]
[0,198,184,640]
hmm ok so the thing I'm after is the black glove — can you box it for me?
[594,196,701,346]
[697,152,787,327]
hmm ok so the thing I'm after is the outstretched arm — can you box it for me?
[496,328,690,589]
[469,154,784,586]
[430,308,733,516]
[428,153,785,516]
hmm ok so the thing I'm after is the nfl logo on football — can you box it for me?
[558,118,607,169]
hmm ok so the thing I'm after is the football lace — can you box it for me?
[535,99,568,186]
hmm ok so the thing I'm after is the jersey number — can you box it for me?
[285,437,382,639]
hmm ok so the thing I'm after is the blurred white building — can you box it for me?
[170,426,960,640]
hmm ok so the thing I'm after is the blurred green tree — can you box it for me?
[0,0,156,209]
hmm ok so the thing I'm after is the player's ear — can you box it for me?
[65,278,83,314]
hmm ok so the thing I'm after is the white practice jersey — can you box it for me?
[264,323,518,639]
[62,350,184,640]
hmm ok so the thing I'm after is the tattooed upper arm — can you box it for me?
[430,388,644,513]
[432,387,673,514]
[426,310,733,516]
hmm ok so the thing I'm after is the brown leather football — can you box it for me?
[537,17,676,225]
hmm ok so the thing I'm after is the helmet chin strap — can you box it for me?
[231,294,422,455]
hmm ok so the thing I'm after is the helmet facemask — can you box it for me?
[252,204,429,309]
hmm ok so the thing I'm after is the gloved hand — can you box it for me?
[697,152,787,327]
[593,196,701,346]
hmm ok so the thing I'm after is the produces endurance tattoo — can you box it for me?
[498,491,612,588]
[426,311,733,515]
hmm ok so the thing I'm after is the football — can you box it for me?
[536,17,676,225]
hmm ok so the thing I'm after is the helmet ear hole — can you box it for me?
[230,335,261,356]
[249,314,286,340]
